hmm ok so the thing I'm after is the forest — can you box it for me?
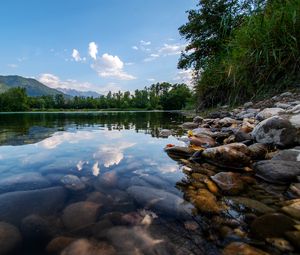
[0,82,193,111]
[179,0,300,109]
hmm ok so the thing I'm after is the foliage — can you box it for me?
[0,83,193,111]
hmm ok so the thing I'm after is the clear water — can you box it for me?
[0,112,208,255]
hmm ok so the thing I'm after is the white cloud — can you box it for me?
[174,69,194,87]
[147,78,156,82]
[7,64,18,68]
[158,43,186,56]
[132,46,138,50]
[88,42,98,60]
[91,53,136,80]
[143,54,160,62]
[140,40,151,46]
[72,49,82,62]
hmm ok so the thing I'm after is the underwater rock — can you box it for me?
[0,172,51,194]
[62,202,101,230]
[266,238,294,252]
[202,143,251,169]
[61,175,86,191]
[289,183,300,197]
[192,189,222,214]
[285,231,300,250]
[256,108,285,121]
[254,160,300,184]
[127,185,191,217]
[211,172,244,195]
[61,239,116,255]
[46,236,76,254]
[281,200,300,220]
[250,213,295,239]
[223,242,270,255]
[252,116,297,148]
[20,214,54,244]
[228,197,275,214]
[0,222,22,255]
[0,186,66,225]
[248,143,268,160]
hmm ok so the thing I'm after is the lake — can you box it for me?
[0,112,211,255]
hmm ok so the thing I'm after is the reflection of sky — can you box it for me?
[0,126,184,186]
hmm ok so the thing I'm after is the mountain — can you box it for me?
[0,75,65,97]
[57,88,102,98]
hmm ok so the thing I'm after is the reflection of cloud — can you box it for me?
[38,131,94,149]
[158,164,178,173]
[102,130,123,139]
[93,142,135,168]
[77,160,88,171]
[92,161,100,176]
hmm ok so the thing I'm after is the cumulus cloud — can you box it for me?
[91,53,136,80]
[88,42,98,60]
[140,40,151,46]
[158,43,186,56]
[72,49,82,62]
[174,69,194,87]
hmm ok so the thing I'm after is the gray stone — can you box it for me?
[228,197,275,214]
[159,129,172,138]
[289,113,300,129]
[274,102,291,109]
[0,187,66,225]
[254,160,300,184]
[61,175,86,191]
[181,122,199,130]
[0,172,51,194]
[252,116,297,148]
[244,102,253,108]
[62,202,101,230]
[127,186,191,217]
[256,108,285,121]
[287,104,300,114]
[272,147,300,161]
[0,222,22,255]
[193,116,203,124]
[280,92,293,97]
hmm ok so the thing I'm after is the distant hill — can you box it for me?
[0,75,65,97]
[57,88,102,98]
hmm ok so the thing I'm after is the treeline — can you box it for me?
[0,82,194,111]
[179,0,300,109]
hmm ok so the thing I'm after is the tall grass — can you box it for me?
[197,0,300,108]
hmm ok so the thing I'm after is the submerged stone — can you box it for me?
[61,174,86,191]
[46,236,76,254]
[228,197,275,214]
[0,222,22,255]
[285,231,300,250]
[251,213,295,239]
[281,200,300,220]
[211,172,244,195]
[223,242,270,255]
[192,189,222,214]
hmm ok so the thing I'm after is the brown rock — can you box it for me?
[223,242,270,255]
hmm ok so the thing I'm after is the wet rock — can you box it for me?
[159,129,172,138]
[289,183,300,196]
[223,242,269,255]
[254,160,300,184]
[86,191,112,205]
[0,222,22,255]
[274,102,291,109]
[285,231,300,250]
[266,238,294,252]
[0,186,66,225]
[252,116,297,148]
[192,128,214,137]
[181,122,199,130]
[219,117,238,127]
[189,134,216,148]
[211,172,244,195]
[193,116,203,124]
[202,143,251,169]
[229,197,275,214]
[256,108,285,121]
[248,143,268,160]
[164,146,194,159]
[61,239,116,255]
[20,214,53,243]
[0,172,51,194]
[250,213,295,239]
[61,175,86,191]
[127,186,191,217]
[244,102,253,108]
[62,202,101,230]
[272,147,300,161]
[192,189,222,214]
[281,200,300,220]
[46,236,76,254]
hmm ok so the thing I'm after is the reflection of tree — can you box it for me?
[0,112,189,146]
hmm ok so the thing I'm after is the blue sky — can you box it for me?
[0,0,196,94]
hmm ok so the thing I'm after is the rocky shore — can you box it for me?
[164,91,300,254]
